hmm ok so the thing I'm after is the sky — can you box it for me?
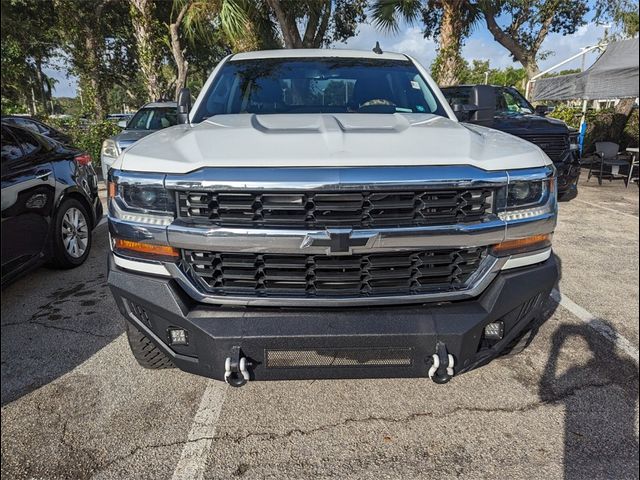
[44,8,610,98]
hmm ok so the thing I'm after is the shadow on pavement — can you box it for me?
[538,255,639,479]
[1,226,123,406]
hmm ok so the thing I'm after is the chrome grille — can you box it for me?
[518,134,569,162]
[177,189,492,228]
[182,247,487,299]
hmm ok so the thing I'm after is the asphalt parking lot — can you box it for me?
[1,173,638,480]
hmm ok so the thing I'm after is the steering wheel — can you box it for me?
[359,99,396,108]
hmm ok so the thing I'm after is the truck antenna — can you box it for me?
[373,41,383,54]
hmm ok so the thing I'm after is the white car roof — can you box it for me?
[230,48,409,62]
[143,101,177,108]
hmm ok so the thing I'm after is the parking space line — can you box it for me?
[573,198,639,219]
[171,382,227,480]
[551,289,639,363]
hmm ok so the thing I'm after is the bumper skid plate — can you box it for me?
[108,255,558,383]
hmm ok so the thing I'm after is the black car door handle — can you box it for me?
[35,169,53,180]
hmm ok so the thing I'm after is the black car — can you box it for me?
[1,115,73,146]
[1,123,102,286]
[442,85,581,200]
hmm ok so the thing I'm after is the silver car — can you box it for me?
[100,101,177,182]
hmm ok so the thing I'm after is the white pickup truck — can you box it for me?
[107,49,558,386]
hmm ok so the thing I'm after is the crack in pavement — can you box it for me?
[214,381,617,445]
[7,380,622,477]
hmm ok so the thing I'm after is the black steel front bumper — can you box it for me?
[555,151,581,197]
[108,255,558,383]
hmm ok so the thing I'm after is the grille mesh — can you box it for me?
[266,348,413,368]
[183,247,487,298]
[177,189,492,228]
[518,134,569,162]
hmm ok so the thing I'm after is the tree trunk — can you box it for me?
[266,0,302,48]
[609,97,635,143]
[130,0,163,101]
[432,0,465,87]
[34,58,48,114]
[482,7,542,80]
[84,32,106,119]
[170,22,188,101]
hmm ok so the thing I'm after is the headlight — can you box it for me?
[108,172,175,225]
[507,181,546,209]
[101,139,120,158]
[497,178,555,221]
[569,132,579,151]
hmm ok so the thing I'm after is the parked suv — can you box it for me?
[441,85,580,200]
[107,50,558,386]
[100,101,177,181]
[1,123,102,285]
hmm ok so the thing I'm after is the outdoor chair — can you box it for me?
[587,142,634,186]
[628,150,639,187]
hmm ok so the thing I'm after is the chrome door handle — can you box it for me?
[35,169,53,180]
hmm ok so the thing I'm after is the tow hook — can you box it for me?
[224,346,250,387]
[428,342,455,384]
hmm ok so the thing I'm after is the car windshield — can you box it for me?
[127,107,177,130]
[192,57,447,121]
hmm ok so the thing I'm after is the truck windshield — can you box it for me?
[127,108,177,130]
[192,58,447,121]
[497,88,534,115]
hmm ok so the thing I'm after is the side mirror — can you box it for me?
[452,103,478,122]
[470,85,496,126]
[117,120,127,128]
[177,88,191,124]
[535,105,551,116]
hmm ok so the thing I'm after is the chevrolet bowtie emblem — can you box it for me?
[301,229,377,254]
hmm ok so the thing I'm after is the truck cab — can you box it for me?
[442,85,581,200]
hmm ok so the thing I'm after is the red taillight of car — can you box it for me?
[75,153,92,166]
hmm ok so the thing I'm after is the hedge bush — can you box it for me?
[548,106,639,153]
[43,116,121,168]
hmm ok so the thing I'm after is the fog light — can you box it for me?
[168,328,188,346]
[484,321,504,340]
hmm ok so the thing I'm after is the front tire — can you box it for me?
[125,322,175,369]
[48,198,92,269]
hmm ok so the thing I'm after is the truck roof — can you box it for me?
[230,48,409,62]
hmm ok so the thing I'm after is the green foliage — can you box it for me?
[458,60,527,87]
[548,105,639,152]
[594,0,640,38]
[1,0,59,113]
[45,116,121,167]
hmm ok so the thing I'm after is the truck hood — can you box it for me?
[116,113,550,173]
[492,112,571,136]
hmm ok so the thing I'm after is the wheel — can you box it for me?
[125,322,175,369]
[48,198,92,269]
[499,326,538,358]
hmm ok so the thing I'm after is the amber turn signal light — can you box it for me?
[108,181,117,199]
[113,238,179,258]
[491,233,552,256]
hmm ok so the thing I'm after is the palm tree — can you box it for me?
[168,0,279,99]
[371,0,479,87]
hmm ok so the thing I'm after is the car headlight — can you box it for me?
[497,178,555,221]
[108,173,175,225]
[101,139,120,159]
[569,132,580,151]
